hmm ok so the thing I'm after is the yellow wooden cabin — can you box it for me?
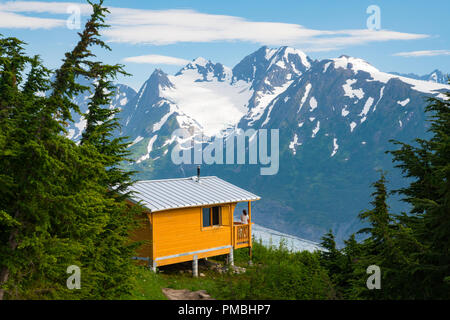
[126,174,260,274]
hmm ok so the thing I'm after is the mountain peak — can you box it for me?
[175,57,231,82]
[135,68,174,104]
[423,69,448,83]
[176,57,211,74]
[272,46,311,69]
[151,68,167,77]
[175,57,213,76]
[260,46,277,60]
[332,55,379,76]
[257,45,310,63]
[278,46,307,56]
[191,57,209,67]
[147,68,172,88]
[233,45,312,84]
[387,69,448,84]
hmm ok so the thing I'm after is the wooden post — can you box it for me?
[248,201,252,260]
[193,255,198,277]
[230,204,234,248]
[229,248,234,266]
[151,212,155,271]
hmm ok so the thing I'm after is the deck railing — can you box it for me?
[233,222,250,247]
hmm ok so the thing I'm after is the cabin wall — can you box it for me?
[152,203,236,266]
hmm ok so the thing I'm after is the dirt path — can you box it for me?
[162,288,214,300]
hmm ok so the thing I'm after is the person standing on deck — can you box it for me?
[241,209,249,224]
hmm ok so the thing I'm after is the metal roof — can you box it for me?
[125,176,261,212]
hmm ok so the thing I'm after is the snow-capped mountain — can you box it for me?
[68,46,450,244]
[249,53,448,147]
[120,46,314,142]
[235,46,313,127]
[390,69,449,85]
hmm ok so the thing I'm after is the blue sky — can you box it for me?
[0,0,449,90]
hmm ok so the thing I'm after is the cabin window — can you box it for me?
[202,206,221,228]
[202,208,211,227]
[212,206,220,226]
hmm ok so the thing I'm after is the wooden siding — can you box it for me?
[152,203,235,266]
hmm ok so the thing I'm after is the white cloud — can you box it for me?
[0,1,86,29]
[0,10,64,29]
[123,54,189,65]
[393,50,450,57]
[0,1,430,51]
[101,10,428,50]
[102,8,326,46]
[0,1,92,14]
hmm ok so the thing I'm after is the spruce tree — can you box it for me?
[0,37,92,298]
[349,173,423,299]
[319,230,347,298]
[350,174,395,299]
[319,230,366,299]
[388,87,450,299]
[77,33,141,299]
[319,230,341,274]
[0,1,142,299]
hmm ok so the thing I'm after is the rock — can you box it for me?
[203,259,218,268]
[162,288,214,300]
[232,266,246,274]
[200,260,247,274]
[199,273,206,277]
[217,267,226,274]
[197,290,210,299]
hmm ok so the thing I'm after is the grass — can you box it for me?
[125,239,333,300]
[127,268,169,300]
[126,257,248,300]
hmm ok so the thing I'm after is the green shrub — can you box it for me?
[218,240,334,300]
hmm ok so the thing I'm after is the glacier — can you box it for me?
[251,223,323,253]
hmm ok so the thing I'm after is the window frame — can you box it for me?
[201,206,222,230]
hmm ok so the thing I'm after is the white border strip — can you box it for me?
[154,245,232,262]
